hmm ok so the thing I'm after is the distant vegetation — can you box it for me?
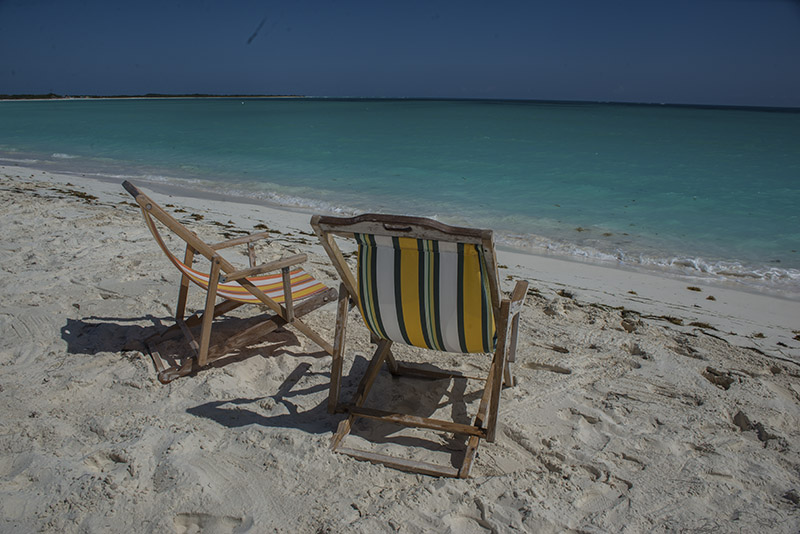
[1,93,63,99]
[0,93,301,100]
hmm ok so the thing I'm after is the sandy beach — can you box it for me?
[1,166,799,532]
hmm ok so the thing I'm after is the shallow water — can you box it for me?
[1,97,798,294]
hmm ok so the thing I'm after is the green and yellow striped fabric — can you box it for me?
[355,234,496,353]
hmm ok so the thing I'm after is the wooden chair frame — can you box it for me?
[311,213,528,477]
[123,181,337,383]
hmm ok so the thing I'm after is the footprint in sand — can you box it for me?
[83,450,128,473]
[525,361,572,374]
[173,513,252,534]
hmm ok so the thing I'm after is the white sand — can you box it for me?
[1,166,799,533]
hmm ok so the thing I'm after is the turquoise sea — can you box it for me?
[1,98,799,296]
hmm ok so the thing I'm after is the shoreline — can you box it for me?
[5,163,798,361]
[5,153,797,301]
[1,165,799,531]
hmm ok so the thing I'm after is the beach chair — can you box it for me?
[311,213,528,477]
[123,181,337,383]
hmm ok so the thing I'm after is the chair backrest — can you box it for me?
[312,214,502,354]
[123,181,309,302]
[123,181,220,265]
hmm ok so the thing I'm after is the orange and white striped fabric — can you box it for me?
[165,251,328,304]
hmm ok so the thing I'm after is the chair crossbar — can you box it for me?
[335,447,461,478]
[343,405,488,438]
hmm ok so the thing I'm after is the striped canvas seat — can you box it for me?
[355,234,495,353]
[165,250,329,305]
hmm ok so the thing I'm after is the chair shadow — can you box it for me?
[61,314,167,355]
[187,362,335,435]
[335,354,486,470]
[61,314,328,379]
[185,354,488,472]
[67,314,488,471]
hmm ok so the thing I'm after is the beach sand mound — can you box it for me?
[1,168,799,533]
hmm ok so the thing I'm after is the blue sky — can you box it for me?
[1,0,799,107]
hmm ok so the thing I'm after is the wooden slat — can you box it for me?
[329,284,350,413]
[473,357,496,436]
[210,231,270,250]
[220,254,307,282]
[197,256,221,367]
[310,216,359,302]
[343,405,487,438]
[486,300,511,443]
[385,350,400,374]
[393,364,485,382]
[128,186,228,268]
[281,267,294,322]
[218,316,283,355]
[329,340,393,448]
[510,279,529,303]
[313,213,491,245]
[330,416,354,450]
[183,300,243,328]
[334,446,460,478]
[231,276,334,354]
[459,436,481,478]
[159,359,194,384]
[176,244,195,320]
[352,340,393,407]
[177,319,200,354]
[145,341,167,374]
[221,287,334,352]
[152,300,243,344]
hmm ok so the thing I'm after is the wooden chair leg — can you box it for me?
[504,313,521,387]
[459,356,502,477]
[385,351,400,374]
[197,256,221,368]
[459,436,481,478]
[281,266,294,323]
[331,339,393,449]
[486,300,511,443]
[329,284,350,414]
[352,339,393,407]
[176,245,195,320]
[331,415,356,450]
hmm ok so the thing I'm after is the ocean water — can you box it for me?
[1,98,799,295]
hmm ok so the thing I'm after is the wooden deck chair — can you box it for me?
[311,213,528,478]
[123,181,337,383]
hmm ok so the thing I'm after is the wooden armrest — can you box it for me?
[220,254,307,283]
[211,231,271,250]
[510,279,528,303]
[507,279,529,315]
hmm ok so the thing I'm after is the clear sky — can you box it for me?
[1,0,799,107]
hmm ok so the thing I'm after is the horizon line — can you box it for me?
[2,93,798,112]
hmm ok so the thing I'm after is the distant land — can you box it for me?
[2,94,797,112]
[0,93,303,100]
